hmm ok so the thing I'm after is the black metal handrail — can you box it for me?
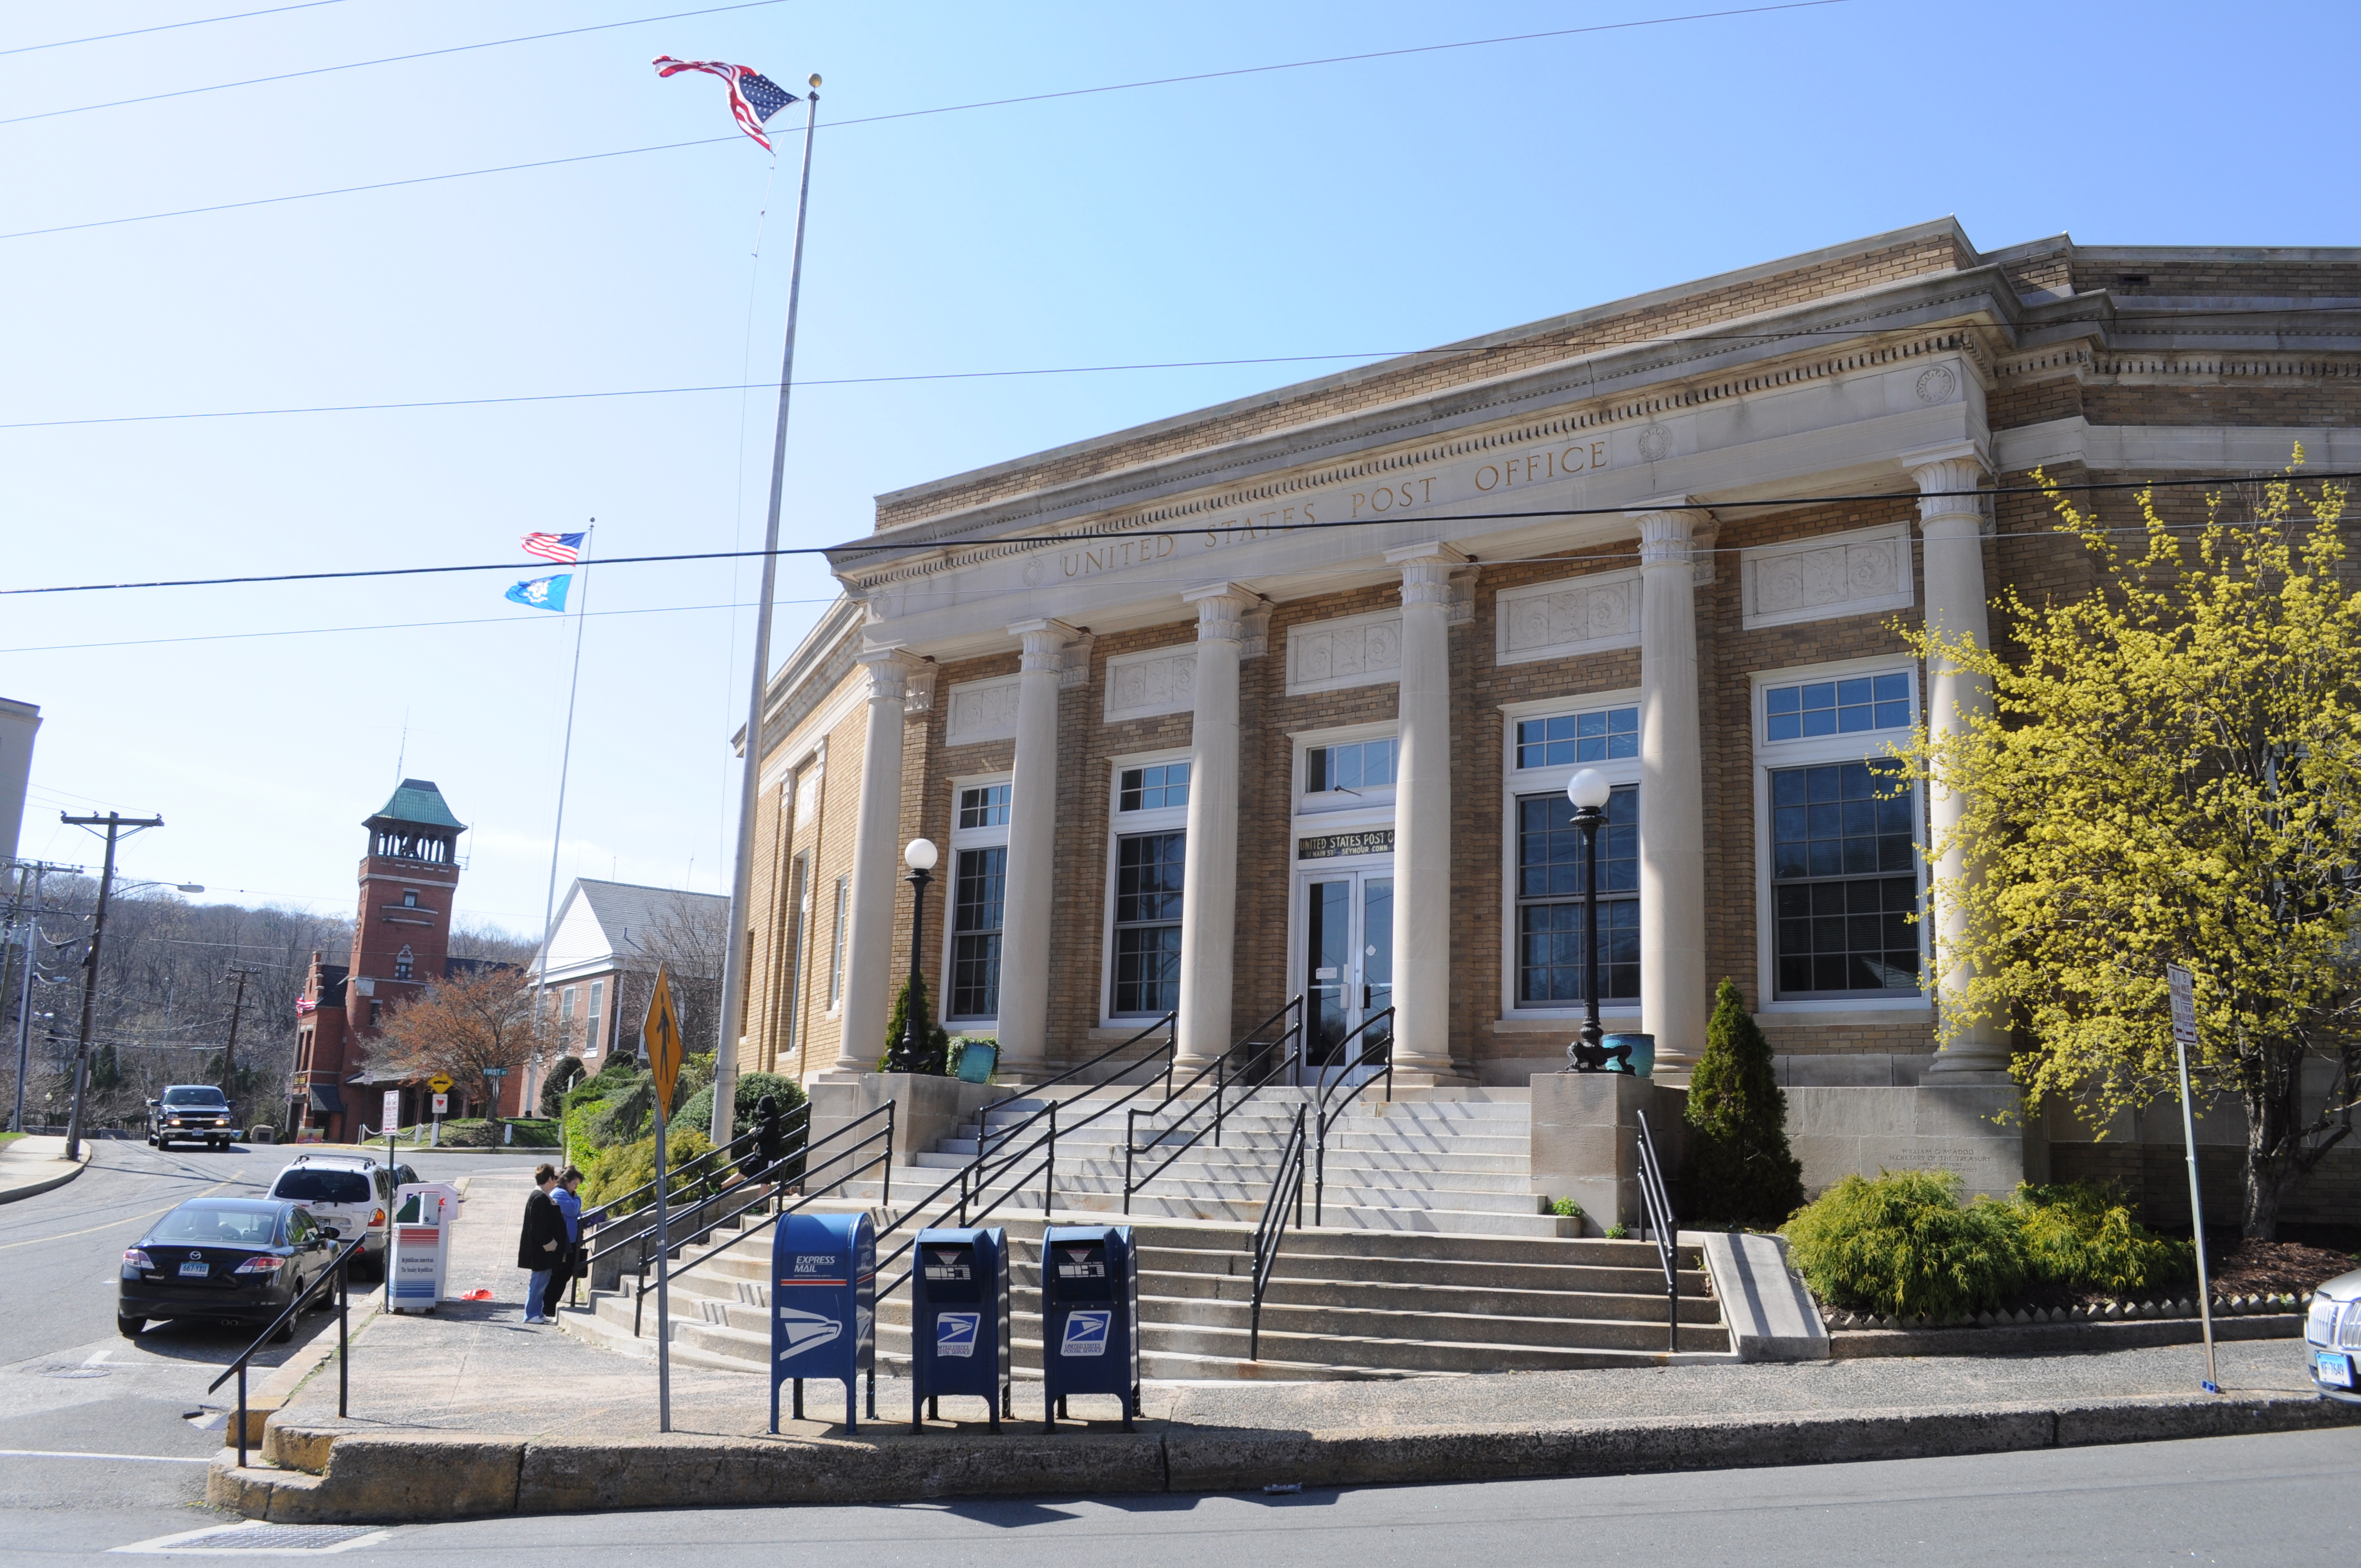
[587,1101,812,1240]
[208,1232,368,1470]
[1247,1103,1308,1360]
[1310,1006,1395,1224]
[977,1010,1176,1131]
[630,1102,896,1336]
[589,1102,813,1265]
[1120,997,1303,1212]
[1633,1107,1680,1354]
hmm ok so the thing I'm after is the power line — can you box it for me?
[0,134,739,243]
[1,1,357,57]
[3,472,2349,601]
[0,595,836,655]
[2,1,1853,132]
[10,308,2355,431]
[0,0,803,126]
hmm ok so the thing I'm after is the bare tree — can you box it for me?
[606,892,730,1065]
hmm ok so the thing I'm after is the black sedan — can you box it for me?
[118,1197,343,1340]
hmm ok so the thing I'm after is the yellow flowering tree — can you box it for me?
[1896,454,2358,1238]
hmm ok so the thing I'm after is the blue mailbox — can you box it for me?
[769,1210,875,1434]
[1039,1224,1139,1432]
[909,1226,1010,1431]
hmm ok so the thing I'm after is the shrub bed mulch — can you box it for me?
[2209,1237,2359,1298]
[1821,1237,2358,1332]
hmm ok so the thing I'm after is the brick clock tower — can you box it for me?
[291,780,469,1141]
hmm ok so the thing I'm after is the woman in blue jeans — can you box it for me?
[517,1164,565,1324]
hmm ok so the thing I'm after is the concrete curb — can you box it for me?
[208,1391,2361,1523]
[0,1149,89,1204]
[1831,1314,2305,1359]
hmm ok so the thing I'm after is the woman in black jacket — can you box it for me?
[517,1164,566,1324]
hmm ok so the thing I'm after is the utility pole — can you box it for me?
[8,858,77,1135]
[221,963,260,1107]
[61,813,163,1161]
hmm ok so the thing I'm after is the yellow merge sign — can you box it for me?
[427,1073,453,1094]
[645,964,683,1118]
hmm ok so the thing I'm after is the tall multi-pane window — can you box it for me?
[959,783,1011,829]
[559,984,574,1041]
[1515,706,1639,769]
[1515,786,1639,1005]
[1763,674,1912,741]
[585,979,605,1059]
[828,876,850,1006]
[1118,763,1189,812]
[949,847,1007,1019]
[1112,832,1185,1015]
[1304,738,1396,793]
[1770,760,1921,997]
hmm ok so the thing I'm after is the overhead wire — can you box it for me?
[0,1,357,57]
[7,306,2354,431]
[2,472,2349,603]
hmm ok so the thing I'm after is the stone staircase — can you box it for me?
[563,1084,1728,1380]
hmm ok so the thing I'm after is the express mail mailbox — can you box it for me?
[909,1226,1010,1431]
[1039,1224,1139,1432]
[769,1210,875,1433]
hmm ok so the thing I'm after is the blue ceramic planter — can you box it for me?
[1603,1032,1655,1079]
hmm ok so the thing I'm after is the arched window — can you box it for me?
[394,946,414,981]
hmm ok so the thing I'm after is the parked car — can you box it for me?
[118,1197,342,1340]
[146,1085,236,1150]
[2305,1265,2361,1405]
[263,1155,394,1279]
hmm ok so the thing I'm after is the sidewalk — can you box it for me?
[0,1134,88,1203]
[218,1175,2360,1521]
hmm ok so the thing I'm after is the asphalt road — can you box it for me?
[0,1136,526,1547]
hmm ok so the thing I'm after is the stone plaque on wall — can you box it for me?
[945,675,1021,745]
[1286,608,1403,696]
[1103,646,1197,722]
[1494,567,1643,666]
[1739,521,1914,630]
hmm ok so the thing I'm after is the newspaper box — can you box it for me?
[386,1182,460,1313]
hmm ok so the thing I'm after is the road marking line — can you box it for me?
[84,1346,116,1366]
[0,1449,213,1463]
[0,1179,235,1250]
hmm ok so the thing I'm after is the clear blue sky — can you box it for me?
[4,0,2354,939]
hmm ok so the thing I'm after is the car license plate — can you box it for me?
[178,1261,209,1278]
[2319,1351,2355,1389]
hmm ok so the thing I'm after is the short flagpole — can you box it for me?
[712,81,822,1147]
[532,525,594,1106]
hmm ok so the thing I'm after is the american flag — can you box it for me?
[652,56,798,152]
[521,531,584,564]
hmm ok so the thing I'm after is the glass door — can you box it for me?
[1298,869,1394,1084]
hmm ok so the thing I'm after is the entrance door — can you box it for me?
[1299,869,1394,1083]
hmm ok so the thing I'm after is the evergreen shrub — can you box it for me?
[1680,978,1805,1227]
[878,976,950,1074]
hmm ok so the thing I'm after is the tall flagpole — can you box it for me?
[713,80,821,1147]
[532,524,594,1107]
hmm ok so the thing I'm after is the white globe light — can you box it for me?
[1566,769,1613,811]
[904,837,938,871]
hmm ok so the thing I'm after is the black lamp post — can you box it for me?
[1563,768,1614,1074]
[892,837,938,1074]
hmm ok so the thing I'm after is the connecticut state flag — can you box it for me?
[505,574,572,612]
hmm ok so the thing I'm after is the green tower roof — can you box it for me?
[366,778,466,832]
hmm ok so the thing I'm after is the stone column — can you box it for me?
[1384,543,1466,1082]
[1905,441,2009,1079]
[994,618,1075,1072]
[1174,585,1254,1065]
[1633,503,1709,1075]
[826,647,917,1079]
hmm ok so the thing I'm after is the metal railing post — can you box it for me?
[1043,1103,1056,1214]
[336,1254,349,1418]
[236,1363,248,1469]
[883,1101,895,1210]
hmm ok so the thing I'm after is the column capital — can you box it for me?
[1182,582,1264,643]
[1898,439,1991,531]
[855,644,923,703]
[1385,542,1467,606]
[1625,498,1705,567]
[1007,617,1080,672]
